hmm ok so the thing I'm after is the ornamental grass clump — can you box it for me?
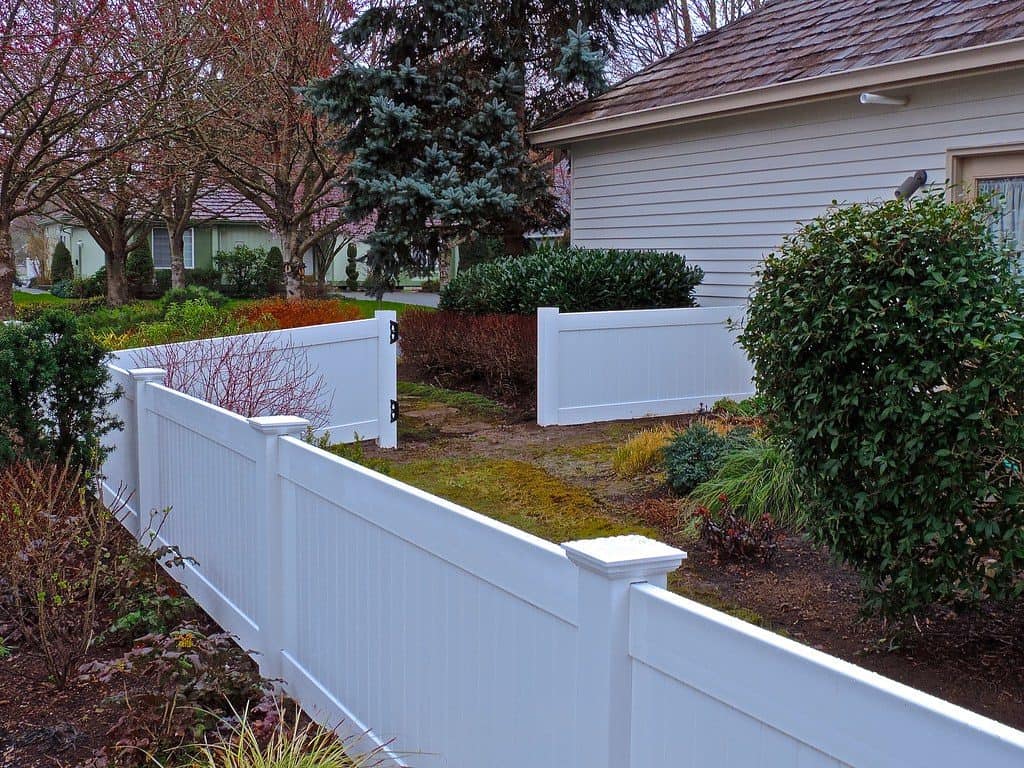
[740,192,1024,619]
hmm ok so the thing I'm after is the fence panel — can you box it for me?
[140,382,268,653]
[110,313,397,447]
[537,306,754,426]
[627,584,1024,768]
[101,364,139,529]
[275,437,580,767]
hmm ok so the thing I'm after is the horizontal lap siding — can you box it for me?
[569,69,1024,305]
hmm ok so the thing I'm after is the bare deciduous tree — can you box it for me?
[608,1,764,81]
[0,0,203,315]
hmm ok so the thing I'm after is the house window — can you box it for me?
[151,227,195,269]
[950,146,1024,258]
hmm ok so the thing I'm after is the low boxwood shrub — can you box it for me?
[740,192,1024,619]
[399,310,535,399]
[664,423,752,496]
[439,245,703,314]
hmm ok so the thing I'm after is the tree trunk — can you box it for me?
[281,228,304,300]
[169,227,187,289]
[105,244,131,307]
[0,219,15,319]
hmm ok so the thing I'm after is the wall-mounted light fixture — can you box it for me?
[895,170,928,199]
[860,92,909,107]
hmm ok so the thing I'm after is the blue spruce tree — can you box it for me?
[305,0,665,292]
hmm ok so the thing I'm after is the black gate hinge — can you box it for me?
[389,320,399,344]
[390,398,399,423]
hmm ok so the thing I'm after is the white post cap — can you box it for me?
[128,367,166,382]
[248,415,311,435]
[562,535,686,580]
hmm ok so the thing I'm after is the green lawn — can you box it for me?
[339,297,429,319]
[13,290,68,306]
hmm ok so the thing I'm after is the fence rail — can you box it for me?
[537,306,755,426]
[103,355,1024,767]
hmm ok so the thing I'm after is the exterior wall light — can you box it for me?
[895,170,928,199]
[860,92,909,106]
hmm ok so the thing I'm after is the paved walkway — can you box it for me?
[340,290,440,308]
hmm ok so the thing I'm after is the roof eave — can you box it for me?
[529,37,1024,147]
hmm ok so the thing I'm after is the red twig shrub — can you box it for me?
[132,333,332,428]
[233,299,362,330]
[399,310,536,399]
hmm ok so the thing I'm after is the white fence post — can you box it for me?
[563,535,686,768]
[537,307,560,427]
[129,368,166,543]
[376,310,398,449]
[249,415,310,681]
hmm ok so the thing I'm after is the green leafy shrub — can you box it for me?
[0,310,120,466]
[159,285,229,311]
[439,245,703,314]
[740,192,1024,618]
[399,309,536,399]
[216,245,277,298]
[136,298,248,346]
[51,241,74,283]
[155,269,172,293]
[693,440,804,530]
[187,266,223,290]
[127,241,156,298]
[664,423,752,496]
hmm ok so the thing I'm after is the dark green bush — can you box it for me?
[187,267,223,290]
[664,424,752,496]
[439,245,703,314]
[265,246,285,296]
[51,241,74,283]
[50,280,76,298]
[345,245,359,291]
[155,269,172,293]
[78,266,107,299]
[159,286,229,312]
[0,310,120,467]
[126,241,155,298]
[740,193,1024,619]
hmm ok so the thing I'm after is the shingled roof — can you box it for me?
[534,0,1024,140]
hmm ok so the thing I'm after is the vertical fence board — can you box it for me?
[536,306,755,426]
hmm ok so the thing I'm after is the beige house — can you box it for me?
[531,0,1024,305]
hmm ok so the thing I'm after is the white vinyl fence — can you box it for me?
[109,313,398,446]
[100,363,1024,768]
[537,306,755,426]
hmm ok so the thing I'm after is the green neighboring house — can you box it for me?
[39,188,450,287]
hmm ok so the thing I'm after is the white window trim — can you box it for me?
[151,227,195,270]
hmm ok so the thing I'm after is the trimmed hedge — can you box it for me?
[439,245,703,314]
